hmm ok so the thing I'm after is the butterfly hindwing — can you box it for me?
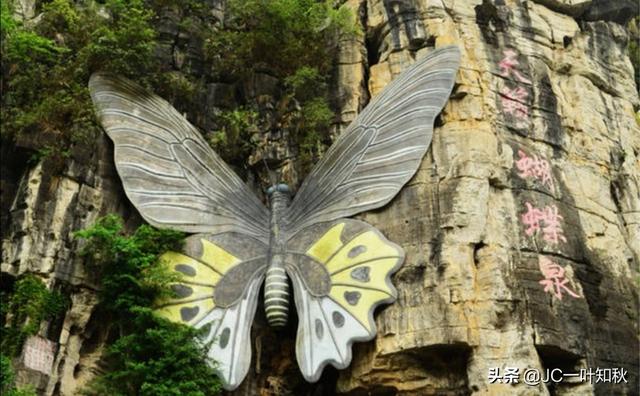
[156,232,267,390]
[285,219,404,381]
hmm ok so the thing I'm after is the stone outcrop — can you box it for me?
[2,0,638,395]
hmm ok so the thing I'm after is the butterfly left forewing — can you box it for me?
[156,231,267,390]
[285,219,404,381]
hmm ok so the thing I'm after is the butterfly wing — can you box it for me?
[283,46,460,381]
[89,73,270,243]
[285,220,404,381]
[284,46,460,236]
[156,231,268,390]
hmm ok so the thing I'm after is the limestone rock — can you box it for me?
[531,0,592,17]
[581,0,639,24]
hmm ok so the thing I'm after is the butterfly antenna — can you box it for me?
[262,157,277,187]
[277,166,284,185]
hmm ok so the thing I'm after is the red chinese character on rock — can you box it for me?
[538,256,580,300]
[515,149,554,190]
[522,202,544,236]
[540,205,567,244]
[521,202,567,245]
[501,86,529,116]
[499,49,532,84]
[501,86,529,126]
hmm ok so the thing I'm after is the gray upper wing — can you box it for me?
[284,46,460,237]
[89,73,270,242]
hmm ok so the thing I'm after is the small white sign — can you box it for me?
[23,336,56,375]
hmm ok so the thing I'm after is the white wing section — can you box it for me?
[196,275,263,390]
[290,272,371,382]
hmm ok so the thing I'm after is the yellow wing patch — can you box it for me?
[155,238,241,326]
[199,239,241,274]
[306,223,345,263]
[305,222,404,333]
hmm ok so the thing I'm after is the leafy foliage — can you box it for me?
[1,354,36,396]
[1,0,158,161]
[75,215,183,319]
[2,0,357,177]
[84,309,221,396]
[205,0,356,81]
[628,16,639,96]
[0,275,67,357]
[75,215,222,395]
[209,108,259,167]
[203,0,357,174]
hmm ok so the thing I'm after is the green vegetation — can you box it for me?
[1,0,357,176]
[1,354,36,396]
[74,215,222,395]
[209,108,260,167]
[0,0,160,162]
[205,0,357,173]
[1,275,67,357]
[205,0,356,80]
[0,275,65,395]
[628,16,639,96]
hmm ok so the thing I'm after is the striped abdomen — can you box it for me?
[264,255,289,327]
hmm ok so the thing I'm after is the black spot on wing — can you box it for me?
[350,266,371,282]
[175,264,196,277]
[198,323,212,341]
[315,319,324,340]
[171,284,194,298]
[219,327,231,349]
[348,245,367,258]
[332,311,345,328]
[180,306,199,322]
[344,291,361,306]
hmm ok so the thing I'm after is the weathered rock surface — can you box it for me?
[581,0,638,24]
[2,0,638,395]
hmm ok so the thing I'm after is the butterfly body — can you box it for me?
[89,45,460,390]
[264,184,292,327]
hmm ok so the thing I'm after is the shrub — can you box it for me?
[1,354,36,396]
[204,0,356,81]
[209,107,259,168]
[1,0,158,161]
[75,215,222,395]
[203,0,357,173]
[0,275,67,357]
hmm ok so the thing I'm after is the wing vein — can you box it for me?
[331,282,393,296]
[329,255,403,276]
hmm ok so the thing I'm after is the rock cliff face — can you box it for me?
[2,0,638,395]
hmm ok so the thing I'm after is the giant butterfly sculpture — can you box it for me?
[89,45,460,390]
